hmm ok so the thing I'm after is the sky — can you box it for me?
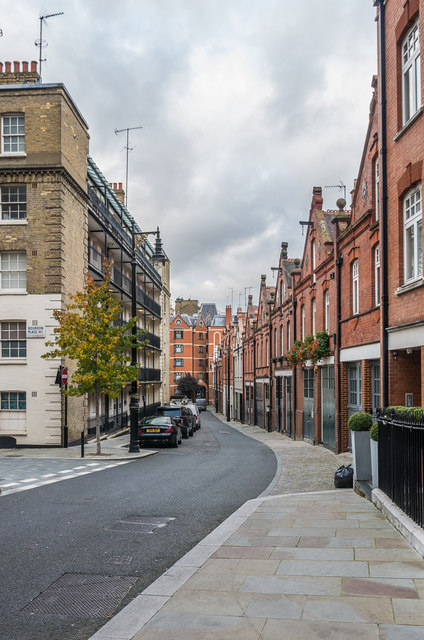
[1,1,377,312]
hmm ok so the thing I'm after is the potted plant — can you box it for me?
[370,422,378,489]
[348,412,373,482]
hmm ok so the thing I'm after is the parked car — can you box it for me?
[196,398,207,412]
[154,405,195,438]
[186,403,201,429]
[138,416,182,448]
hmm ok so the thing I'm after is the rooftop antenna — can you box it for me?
[228,287,234,309]
[114,125,143,208]
[35,11,64,81]
[325,181,346,201]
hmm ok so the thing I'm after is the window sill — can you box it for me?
[0,152,27,158]
[394,107,424,142]
[395,277,424,295]
[0,359,27,365]
[0,220,28,225]
[0,290,27,295]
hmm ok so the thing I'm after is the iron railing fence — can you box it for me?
[87,411,128,437]
[378,407,424,529]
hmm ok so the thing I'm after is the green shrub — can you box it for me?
[348,412,373,431]
[370,422,379,441]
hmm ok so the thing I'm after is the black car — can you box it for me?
[154,405,195,438]
[139,416,182,448]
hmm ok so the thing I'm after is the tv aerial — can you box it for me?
[35,11,64,80]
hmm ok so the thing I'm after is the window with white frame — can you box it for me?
[280,325,284,356]
[174,330,183,339]
[324,289,330,332]
[1,391,26,410]
[352,260,359,315]
[374,157,380,221]
[0,252,26,290]
[1,321,27,358]
[311,239,316,283]
[404,184,422,282]
[1,186,26,220]
[174,372,183,381]
[274,327,277,356]
[2,115,25,154]
[375,244,380,307]
[312,298,316,336]
[198,345,203,353]
[402,20,421,125]
[287,320,291,349]
[174,344,183,353]
[174,358,183,367]
[301,305,305,340]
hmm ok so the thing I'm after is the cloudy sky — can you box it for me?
[2,1,377,312]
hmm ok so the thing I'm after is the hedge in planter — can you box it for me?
[348,412,373,431]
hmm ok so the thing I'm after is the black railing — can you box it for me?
[378,407,424,528]
[139,402,161,420]
[138,368,161,382]
[87,411,128,437]
[136,285,161,317]
[145,331,160,349]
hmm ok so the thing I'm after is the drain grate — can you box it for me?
[21,573,138,618]
[106,515,175,534]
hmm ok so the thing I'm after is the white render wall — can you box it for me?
[0,293,62,445]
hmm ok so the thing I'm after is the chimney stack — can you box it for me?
[0,60,40,85]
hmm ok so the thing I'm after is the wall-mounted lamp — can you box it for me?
[392,351,398,360]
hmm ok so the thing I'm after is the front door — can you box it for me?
[321,365,335,450]
[286,376,293,436]
[303,368,315,442]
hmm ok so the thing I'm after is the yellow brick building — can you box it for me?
[0,61,170,446]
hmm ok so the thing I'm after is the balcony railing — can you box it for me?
[136,285,161,317]
[138,368,161,382]
[378,408,424,528]
[145,331,160,349]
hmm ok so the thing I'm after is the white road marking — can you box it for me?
[58,469,73,474]
[21,478,38,483]
[1,482,20,487]
[41,473,56,478]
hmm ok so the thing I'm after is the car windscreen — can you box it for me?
[158,408,181,417]
[143,417,171,425]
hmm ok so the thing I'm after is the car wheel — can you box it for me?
[189,427,194,437]
[182,430,188,439]
[171,435,178,448]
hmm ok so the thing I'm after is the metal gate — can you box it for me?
[303,368,315,442]
[321,365,335,450]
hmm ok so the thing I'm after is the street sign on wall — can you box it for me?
[26,325,46,338]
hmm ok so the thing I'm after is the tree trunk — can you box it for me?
[95,391,101,455]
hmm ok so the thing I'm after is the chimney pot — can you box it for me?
[113,183,117,190]
[22,61,29,72]
[13,61,20,72]
[30,61,37,72]
[0,63,3,73]
[118,182,122,190]
[5,61,11,72]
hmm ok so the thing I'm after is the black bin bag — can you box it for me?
[334,464,353,488]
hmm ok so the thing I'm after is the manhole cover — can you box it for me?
[106,515,175,534]
[21,573,137,618]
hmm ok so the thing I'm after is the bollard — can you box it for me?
[81,428,85,458]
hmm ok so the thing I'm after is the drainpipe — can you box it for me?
[253,333,257,425]
[375,0,389,408]
[292,297,297,439]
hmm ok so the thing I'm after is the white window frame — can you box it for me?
[311,239,316,283]
[374,157,380,221]
[174,372,183,381]
[1,391,26,410]
[324,290,330,332]
[312,298,316,336]
[0,252,27,291]
[375,244,381,307]
[174,344,183,353]
[402,20,421,125]
[301,305,305,341]
[287,320,291,349]
[1,321,27,358]
[174,358,184,367]
[404,184,422,282]
[352,260,359,315]
[1,115,25,154]
[1,185,27,221]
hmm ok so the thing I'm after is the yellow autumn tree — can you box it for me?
[42,261,148,454]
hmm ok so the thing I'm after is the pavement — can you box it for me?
[3,409,424,639]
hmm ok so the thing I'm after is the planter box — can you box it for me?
[351,430,371,482]
[370,439,378,489]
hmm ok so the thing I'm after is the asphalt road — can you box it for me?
[0,410,277,640]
